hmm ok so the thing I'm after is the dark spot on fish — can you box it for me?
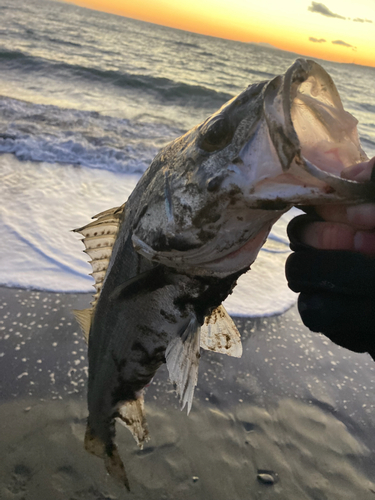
[132,341,166,366]
[112,354,127,372]
[111,377,139,407]
[237,216,243,221]
[174,270,244,324]
[232,157,244,165]
[167,236,201,252]
[197,228,216,244]
[206,174,226,192]
[138,204,148,219]
[151,230,168,251]
[160,309,177,323]
[192,199,221,227]
[228,185,243,205]
[252,199,290,210]
[185,180,203,196]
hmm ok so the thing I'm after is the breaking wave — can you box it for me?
[0,96,182,173]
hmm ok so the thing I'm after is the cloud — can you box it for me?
[332,40,354,48]
[309,37,326,43]
[353,17,373,23]
[308,2,346,19]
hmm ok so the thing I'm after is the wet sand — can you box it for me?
[1,287,375,499]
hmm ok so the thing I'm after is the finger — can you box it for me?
[301,221,355,250]
[354,231,375,256]
[286,250,375,295]
[314,203,375,230]
[346,204,375,230]
[298,292,375,357]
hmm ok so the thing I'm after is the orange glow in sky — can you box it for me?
[62,0,375,67]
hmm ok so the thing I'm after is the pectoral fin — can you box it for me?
[200,305,242,358]
[166,317,201,414]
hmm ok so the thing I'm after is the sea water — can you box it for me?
[1,0,375,316]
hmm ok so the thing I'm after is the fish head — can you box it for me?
[132,59,375,276]
[193,58,373,206]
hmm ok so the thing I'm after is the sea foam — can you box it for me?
[0,154,297,317]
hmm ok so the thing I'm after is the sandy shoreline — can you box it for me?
[1,286,375,499]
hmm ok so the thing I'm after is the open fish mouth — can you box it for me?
[131,59,375,276]
[227,59,374,205]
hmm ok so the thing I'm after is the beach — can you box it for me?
[1,286,375,500]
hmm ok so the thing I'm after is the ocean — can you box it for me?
[0,0,375,318]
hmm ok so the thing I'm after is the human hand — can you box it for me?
[285,157,375,358]
[300,157,375,255]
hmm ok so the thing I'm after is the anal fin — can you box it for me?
[116,393,150,449]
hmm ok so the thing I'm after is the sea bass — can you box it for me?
[74,59,375,488]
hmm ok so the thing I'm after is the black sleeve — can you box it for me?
[285,214,375,360]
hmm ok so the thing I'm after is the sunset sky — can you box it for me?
[61,0,375,67]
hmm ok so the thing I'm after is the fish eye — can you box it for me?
[199,116,234,153]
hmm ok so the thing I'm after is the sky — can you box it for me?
[61,0,375,67]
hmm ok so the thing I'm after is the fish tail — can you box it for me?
[84,423,130,491]
[104,446,130,491]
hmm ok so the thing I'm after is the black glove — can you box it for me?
[285,213,375,359]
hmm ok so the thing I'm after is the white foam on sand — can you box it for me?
[0,153,297,317]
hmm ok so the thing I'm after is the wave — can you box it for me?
[359,102,375,114]
[0,48,234,107]
[0,96,182,173]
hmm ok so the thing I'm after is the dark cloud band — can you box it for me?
[308,2,346,20]
[309,37,326,43]
[308,2,373,23]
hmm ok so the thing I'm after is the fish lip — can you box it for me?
[300,156,375,200]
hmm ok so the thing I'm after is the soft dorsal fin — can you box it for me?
[200,305,242,358]
[73,308,92,342]
[73,204,125,340]
[166,317,201,414]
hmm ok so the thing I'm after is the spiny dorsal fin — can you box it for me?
[116,393,150,449]
[73,308,92,342]
[166,317,201,414]
[73,204,125,340]
[200,305,242,358]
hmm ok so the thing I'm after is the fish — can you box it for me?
[73,58,375,489]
